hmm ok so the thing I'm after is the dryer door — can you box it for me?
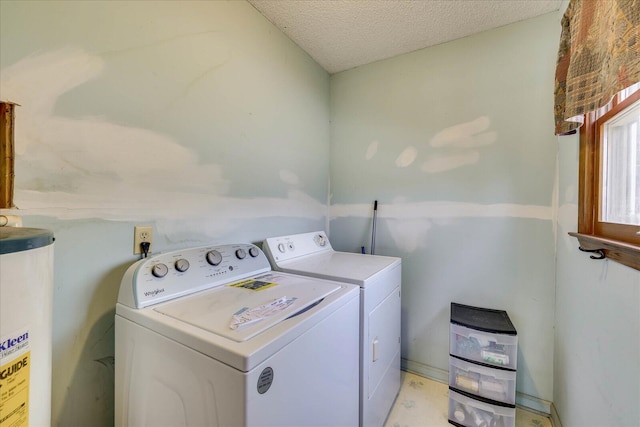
[368,285,401,398]
[364,284,402,427]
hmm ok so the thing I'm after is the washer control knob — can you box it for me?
[175,258,190,272]
[314,234,327,247]
[277,243,286,253]
[236,248,247,259]
[249,247,259,258]
[206,250,223,266]
[151,263,168,278]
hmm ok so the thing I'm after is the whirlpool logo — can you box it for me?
[144,288,165,297]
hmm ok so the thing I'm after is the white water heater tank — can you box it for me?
[0,227,54,426]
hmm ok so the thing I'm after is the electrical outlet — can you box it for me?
[133,226,153,254]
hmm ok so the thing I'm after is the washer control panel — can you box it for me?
[263,231,333,264]
[119,243,271,308]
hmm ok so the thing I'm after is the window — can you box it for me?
[570,84,640,270]
[601,98,640,226]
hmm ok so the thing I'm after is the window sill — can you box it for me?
[569,232,640,271]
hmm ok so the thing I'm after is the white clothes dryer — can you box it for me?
[263,231,401,427]
[115,243,360,427]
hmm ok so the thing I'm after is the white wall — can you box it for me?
[555,134,640,427]
[2,1,638,426]
[329,13,560,409]
[0,2,330,425]
[551,2,639,424]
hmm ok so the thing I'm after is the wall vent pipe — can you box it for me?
[0,101,18,209]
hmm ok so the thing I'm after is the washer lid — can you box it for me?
[154,272,340,343]
[278,251,400,286]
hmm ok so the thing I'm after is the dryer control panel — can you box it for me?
[263,231,333,264]
[118,243,271,308]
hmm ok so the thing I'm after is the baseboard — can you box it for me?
[402,358,448,384]
[401,358,554,416]
[550,402,563,427]
[516,391,552,415]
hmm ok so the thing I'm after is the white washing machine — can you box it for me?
[115,242,360,427]
[262,231,401,427]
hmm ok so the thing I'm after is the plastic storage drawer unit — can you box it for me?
[449,304,518,370]
[448,388,515,427]
[449,355,516,405]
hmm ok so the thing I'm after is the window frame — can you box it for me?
[570,89,640,271]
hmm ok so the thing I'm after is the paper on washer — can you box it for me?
[229,296,297,330]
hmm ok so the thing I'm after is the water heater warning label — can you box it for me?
[0,351,30,426]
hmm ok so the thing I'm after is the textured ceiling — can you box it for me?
[248,0,562,74]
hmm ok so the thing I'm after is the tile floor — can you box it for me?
[385,371,553,427]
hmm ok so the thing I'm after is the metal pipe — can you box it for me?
[0,102,17,209]
[371,200,378,255]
